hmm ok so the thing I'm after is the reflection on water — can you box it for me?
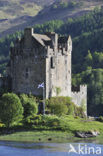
[0,141,103,156]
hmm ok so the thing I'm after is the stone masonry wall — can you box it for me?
[71,85,87,115]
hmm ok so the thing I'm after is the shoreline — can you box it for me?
[0,130,102,144]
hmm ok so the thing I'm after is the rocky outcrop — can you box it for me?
[75,131,100,138]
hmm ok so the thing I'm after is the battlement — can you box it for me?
[71,84,87,115]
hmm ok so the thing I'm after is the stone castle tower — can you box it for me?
[7,28,87,113]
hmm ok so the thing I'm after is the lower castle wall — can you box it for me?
[71,85,87,116]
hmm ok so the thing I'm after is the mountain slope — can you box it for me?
[0,0,103,38]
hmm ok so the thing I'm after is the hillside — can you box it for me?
[0,0,103,38]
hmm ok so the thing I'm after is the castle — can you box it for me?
[6,28,87,114]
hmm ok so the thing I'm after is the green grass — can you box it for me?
[0,115,103,143]
[0,131,74,143]
[59,116,103,133]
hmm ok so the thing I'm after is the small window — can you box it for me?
[51,57,55,68]
[25,68,29,78]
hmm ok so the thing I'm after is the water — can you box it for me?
[0,141,103,156]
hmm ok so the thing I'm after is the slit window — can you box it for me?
[51,57,55,68]
[25,68,29,78]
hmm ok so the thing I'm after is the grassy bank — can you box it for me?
[0,116,103,143]
[0,131,74,143]
[0,130,103,143]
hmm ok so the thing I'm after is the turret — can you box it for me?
[67,36,72,52]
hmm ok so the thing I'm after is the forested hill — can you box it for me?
[1,7,103,116]
[0,0,103,38]
[1,7,103,73]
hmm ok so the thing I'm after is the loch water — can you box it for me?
[0,141,103,156]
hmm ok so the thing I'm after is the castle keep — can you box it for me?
[7,28,87,113]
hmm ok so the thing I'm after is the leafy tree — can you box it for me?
[85,50,93,66]
[0,93,23,127]
[10,41,14,48]
[20,94,38,118]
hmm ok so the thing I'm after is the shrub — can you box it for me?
[46,96,86,117]
[46,97,68,116]
[20,94,38,118]
[96,116,103,122]
[45,116,60,127]
[24,114,43,126]
[0,93,23,127]
[46,97,75,116]
[74,105,86,118]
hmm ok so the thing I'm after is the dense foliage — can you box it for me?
[45,97,85,117]
[20,94,38,119]
[0,93,86,127]
[0,93,23,127]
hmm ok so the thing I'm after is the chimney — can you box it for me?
[24,28,34,48]
[24,28,34,37]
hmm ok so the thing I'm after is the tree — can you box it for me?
[0,93,23,127]
[20,94,38,118]
[85,50,93,65]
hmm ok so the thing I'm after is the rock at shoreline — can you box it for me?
[75,131,100,138]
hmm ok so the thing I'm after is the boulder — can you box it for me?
[75,131,100,138]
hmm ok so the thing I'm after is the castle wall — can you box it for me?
[11,54,46,96]
[71,85,87,115]
[51,53,71,97]
[10,39,46,96]
[45,45,71,98]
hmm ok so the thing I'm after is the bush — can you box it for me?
[96,116,103,122]
[0,93,23,127]
[46,97,76,116]
[46,97,69,116]
[20,94,38,118]
[74,105,86,118]
[24,114,43,126]
[43,115,60,127]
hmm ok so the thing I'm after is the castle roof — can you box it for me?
[32,33,51,46]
